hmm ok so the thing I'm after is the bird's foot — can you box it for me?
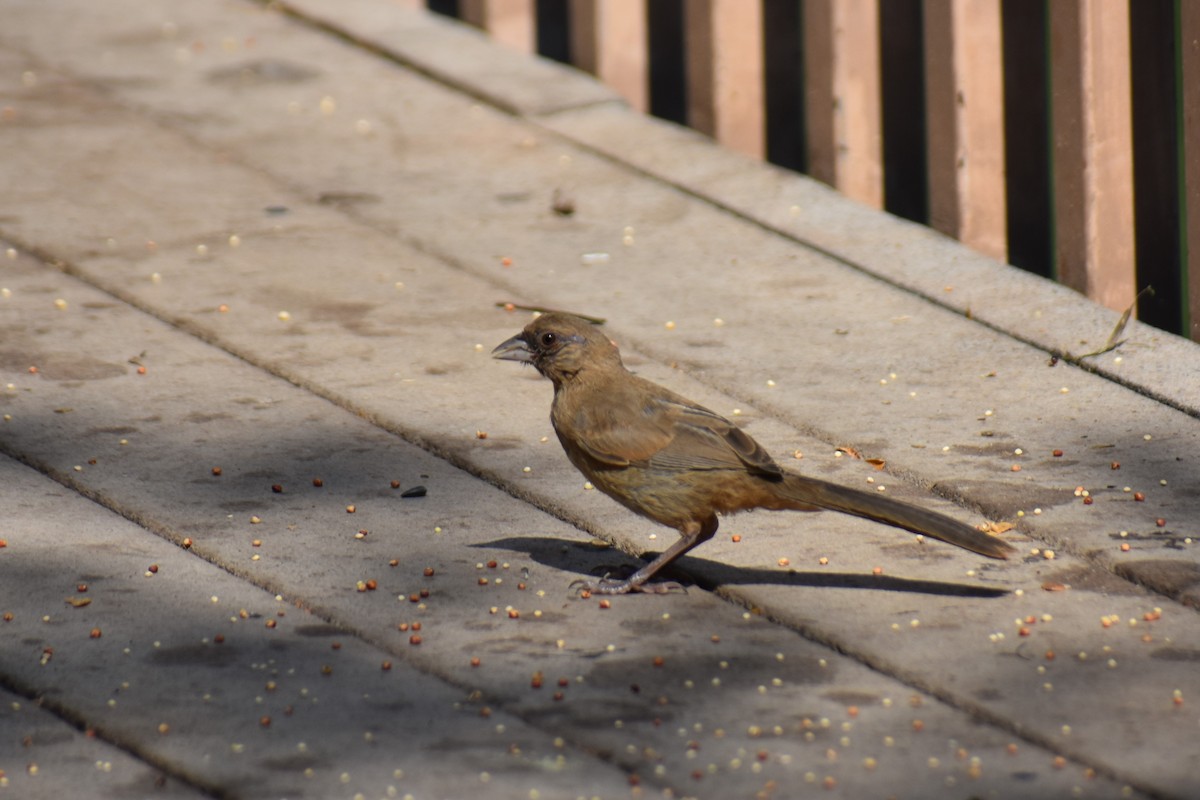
[569,577,686,596]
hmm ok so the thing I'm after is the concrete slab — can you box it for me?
[0,0,1197,798]
[0,686,207,799]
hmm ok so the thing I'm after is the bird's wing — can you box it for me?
[652,398,782,478]
[565,381,781,478]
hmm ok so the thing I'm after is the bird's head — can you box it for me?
[492,312,621,386]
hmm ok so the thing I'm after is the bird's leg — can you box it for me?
[571,516,718,596]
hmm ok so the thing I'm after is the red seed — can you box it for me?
[381,661,392,671]
[598,599,611,609]
[182,538,193,549]
[312,478,324,487]
[652,656,665,667]
[265,619,276,629]
[409,593,420,603]
[1111,461,1120,470]
[397,623,409,632]
[211,467,222,476]
[1052,450,1063,457]
[419,588,429,598]
[390,480,401,489]
[76,583,87,593]
[389,559,399,567]
[1083,496,1094,505]
[259,716,271,728]
[148,564,159,574]
[409,635,422,645]
[214,634,225,644]
[1133,492,1145,502]
[1156,518,1166,527]
[411,622,422,631]
[365,579,378,591]
[470,657,481,667]
[423,567,434,576]
[90,628,102,639]
[345,505,356,514]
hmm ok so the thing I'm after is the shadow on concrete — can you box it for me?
[475,536,1010,598]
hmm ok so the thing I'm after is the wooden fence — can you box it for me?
[422,0,1199,343]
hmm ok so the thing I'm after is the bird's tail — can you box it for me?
[778,473,1015,559]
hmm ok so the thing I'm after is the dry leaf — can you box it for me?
[865,458,887,470]
[836,446,862,459]
[1041,582,1069,592]
[65,597,92,608]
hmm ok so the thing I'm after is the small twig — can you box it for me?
[495,302,606,325]
[1076,286,1153,360]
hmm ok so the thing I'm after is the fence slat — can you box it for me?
[923,0,1007,261]
[570,0,649,112]
[1049,0,1136,313]
[461,0,536,53]
[1183,1,1200,342]
[803,0,883,208]
[684,0,765,159]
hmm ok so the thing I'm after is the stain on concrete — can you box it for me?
[206,59,321,86]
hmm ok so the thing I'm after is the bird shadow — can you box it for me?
[474,536,1009,598]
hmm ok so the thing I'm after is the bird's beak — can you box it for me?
[491,333,534,363]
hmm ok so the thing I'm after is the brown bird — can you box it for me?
[493,312,1014,595]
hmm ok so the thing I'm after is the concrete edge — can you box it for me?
[271,0,622,116]
[274,0,1200,420]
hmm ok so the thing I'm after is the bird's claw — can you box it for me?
[568,577,686,597]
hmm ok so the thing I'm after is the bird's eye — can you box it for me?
[539,332,556,348]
